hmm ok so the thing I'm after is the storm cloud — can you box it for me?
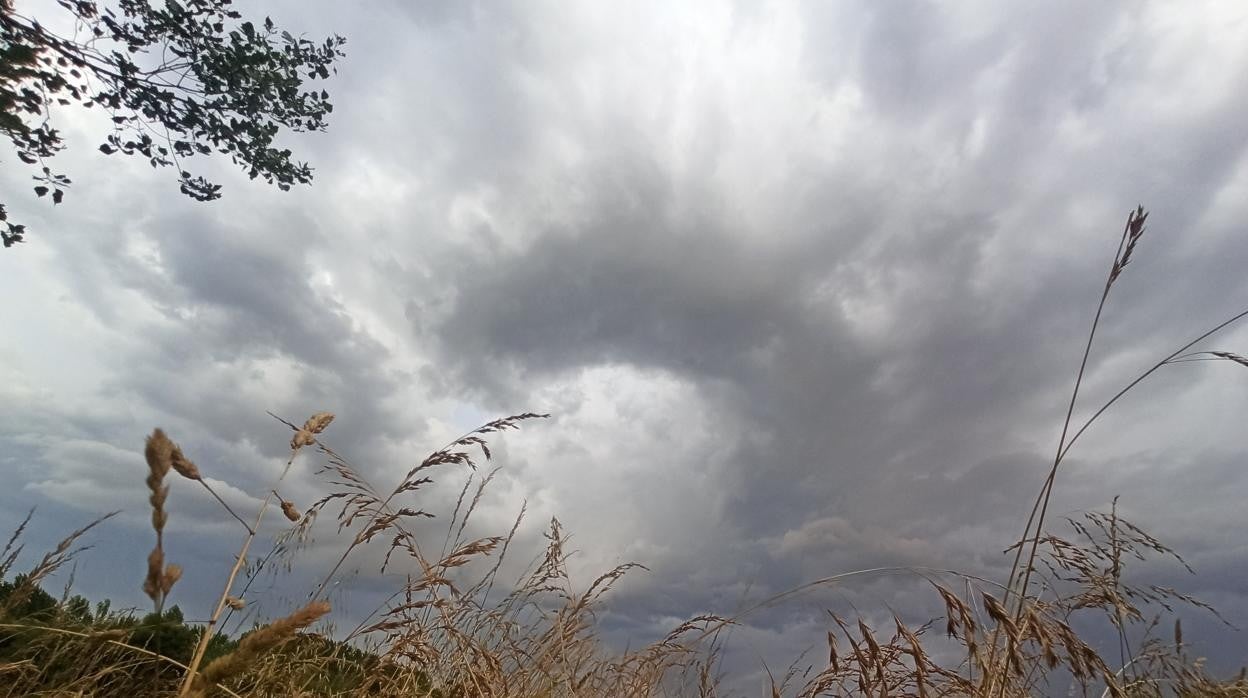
[3,0,1248,686]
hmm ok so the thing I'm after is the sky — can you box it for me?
[3,0,1248,689]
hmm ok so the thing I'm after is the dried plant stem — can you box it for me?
[995,205,1248,698]
[309,455,394,601]
[2,513,118,619]
[189,600,331,696]
[196,479,253,534]
[1057,308,1248,465]
[0,508,33,581]
[992,208,1139,698]
[217,538,284,639]
[309,425,491,600]
[177,450,299,697]
[1004,209,1135,618]
[1010,305,1248,614]
[679,565,1007,650]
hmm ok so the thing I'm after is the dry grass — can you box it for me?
[188,601,333,696]
[2,205,1248,696]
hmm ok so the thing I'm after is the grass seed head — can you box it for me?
[160,563,182,595]
[143,547,164,603]
[302,411,334,434]
[170,443,202,481]
[291,429,316,450]
[145,429,174,480]
[196,600,332,690]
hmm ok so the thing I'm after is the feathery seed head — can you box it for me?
[170,443,202,481]
[143,547,164,602]
[161,563,182,595]
[291,429,316,450]
[302,411,334,434]
[145,428,174,479]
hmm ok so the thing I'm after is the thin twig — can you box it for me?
[177,447,300,696]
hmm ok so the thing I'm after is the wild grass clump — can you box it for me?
[2,204,1247,696]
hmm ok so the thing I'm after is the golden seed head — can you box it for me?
[90,629,129,642]
[147,547,164,573]
[150,507,168,533]
[287,600,332,628]
[302,412,334,434]
[143,547,165,601]
[197,600,332,688]
[148,479,168,505]
[169,444,202,481]
[145,429,174,479]
[161,563,182,595]
[290,429,316,450]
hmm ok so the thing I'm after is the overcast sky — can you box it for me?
[3,0,1248,689]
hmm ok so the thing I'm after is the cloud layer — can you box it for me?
[3,0,1248,684]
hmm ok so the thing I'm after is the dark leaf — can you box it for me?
[2,2,344,247]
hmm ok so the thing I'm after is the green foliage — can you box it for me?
[0,572,59,620]
[128,605,198,663]
[62,593,91,623]
[0,577,441,696]
[0,0,346,247]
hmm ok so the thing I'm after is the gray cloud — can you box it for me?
[3,0,1248,686]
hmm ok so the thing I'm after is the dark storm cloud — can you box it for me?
[3,0,1248,682]
[400,0,1248,669]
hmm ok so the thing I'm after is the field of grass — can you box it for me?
[3,207,1247,696]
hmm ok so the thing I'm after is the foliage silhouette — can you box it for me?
[0,0,346,247]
